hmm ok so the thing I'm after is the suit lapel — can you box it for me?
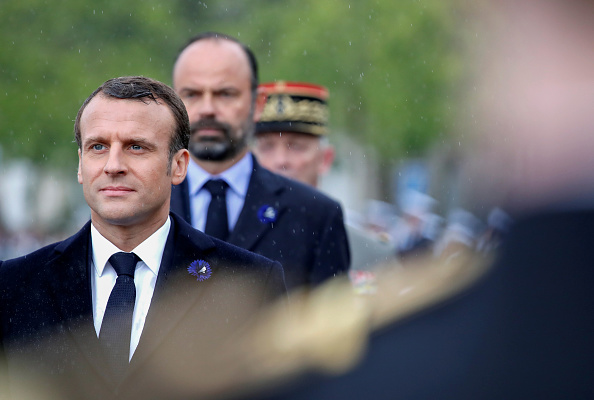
[228,157,287,250]
[128,214,217,371]
[49,221,114,385]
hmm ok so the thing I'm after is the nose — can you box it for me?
[193,93,216,120]
[271,146,291,172]
[103,146,127,175]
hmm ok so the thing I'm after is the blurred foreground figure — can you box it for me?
[254,81,394,271]
[228,0,594,398]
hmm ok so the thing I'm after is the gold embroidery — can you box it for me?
[260,94,329,125]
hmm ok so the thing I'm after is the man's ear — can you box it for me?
[253,89,268,122]
[171,149,190,185]
[318,145,335,176]
[77,149,83,184]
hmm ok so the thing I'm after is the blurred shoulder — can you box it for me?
[257,165,343,210]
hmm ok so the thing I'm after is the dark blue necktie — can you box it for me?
[99,252,139,380]
[204,179,230,240]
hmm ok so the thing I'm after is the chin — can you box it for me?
[190,144,229,161]
[94,208,143,227]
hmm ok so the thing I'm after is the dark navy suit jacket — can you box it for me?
[170,155,350,291]
[0,212,286,400]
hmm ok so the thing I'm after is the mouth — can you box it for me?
[100,186,134,196]
[190,119,229,139]
[194,128,224,139]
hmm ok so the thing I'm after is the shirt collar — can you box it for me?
[91,216,171,277]
[186,152,252,198]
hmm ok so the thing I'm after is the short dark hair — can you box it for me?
[176,32,259,96]
[74,76,190,163]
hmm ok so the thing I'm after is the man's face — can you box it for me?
[254,131,331,187]
[173,39,258,162]
[77,95,188,230]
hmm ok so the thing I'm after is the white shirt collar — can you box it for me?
[91,216,171,277]
[186,152,252,199]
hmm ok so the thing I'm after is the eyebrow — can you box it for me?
[81,136,157,149]
[81,135,105,147]
[125,137,157,148]
[178,87,199,94]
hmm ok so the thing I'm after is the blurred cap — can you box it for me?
[257,81,329,136]
[400,189,437,219]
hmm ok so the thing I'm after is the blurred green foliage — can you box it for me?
[0,0,469,168]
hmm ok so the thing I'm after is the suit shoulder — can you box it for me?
[2,242,61,269]
[210,235,278,266]
[259,167,343,209]
[0,242,63,294]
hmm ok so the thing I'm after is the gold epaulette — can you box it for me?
[225,250,492,397]
[369,250,492,332]
[124,250,491,399]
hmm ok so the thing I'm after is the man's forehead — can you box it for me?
[178,39,248,69]
[83,95,166,118]
[80,95,174,135]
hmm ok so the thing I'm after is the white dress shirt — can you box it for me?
[186,152,252,232]
[91,216,170,361]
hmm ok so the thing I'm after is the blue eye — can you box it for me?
[92,144,105,151]
[130,145,142,151]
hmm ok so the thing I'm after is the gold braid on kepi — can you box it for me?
[257,81,329,136]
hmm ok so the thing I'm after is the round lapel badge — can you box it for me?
[258,205,278,224]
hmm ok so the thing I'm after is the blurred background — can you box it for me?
[0,0,485,259]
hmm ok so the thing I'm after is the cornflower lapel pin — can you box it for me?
[187,259,212,282]
[258,204,278,224]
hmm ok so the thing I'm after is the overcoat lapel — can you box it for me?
[128,214,217,371]
[227,158,287,250]
[49,221,114,385]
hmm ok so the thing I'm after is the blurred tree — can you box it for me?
[181,0,468,161]
[0,0,467,168]
[0,0,198,166]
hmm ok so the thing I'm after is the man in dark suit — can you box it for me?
[170,32,350,291]
[0,76,286,400]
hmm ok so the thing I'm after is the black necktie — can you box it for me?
[99,252,139,380]
[204,179,230,240]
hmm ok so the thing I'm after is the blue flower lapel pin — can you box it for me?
[258,204,278,224]
[187,260,212,281]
